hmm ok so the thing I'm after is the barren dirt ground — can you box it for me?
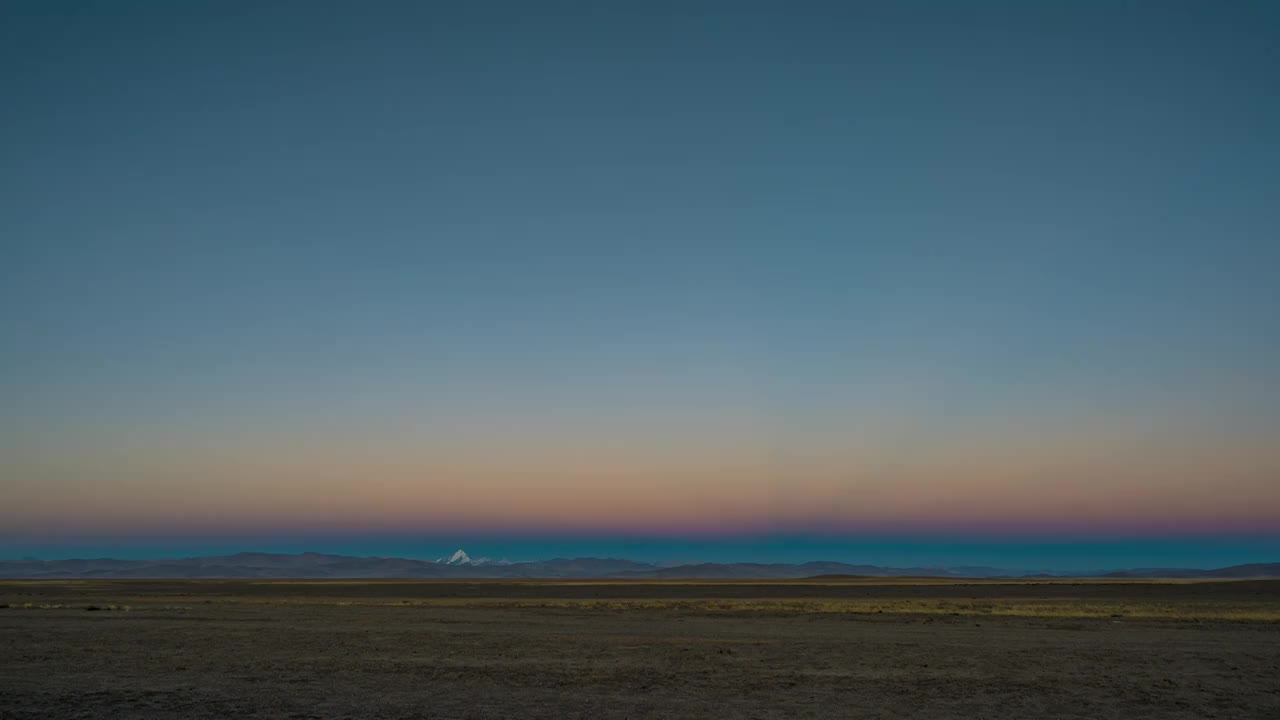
[2,580,1279,719]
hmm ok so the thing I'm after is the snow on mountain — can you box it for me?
[435,549,473,565]
[433,549,514,566]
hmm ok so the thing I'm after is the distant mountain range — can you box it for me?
[1,550,1277,580]
[1100,563,1280,579]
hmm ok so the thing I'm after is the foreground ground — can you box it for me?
[2,579,1278,719]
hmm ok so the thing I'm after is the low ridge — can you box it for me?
[2,554,1277,580]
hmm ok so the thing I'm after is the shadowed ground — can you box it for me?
[2,580,1278,719]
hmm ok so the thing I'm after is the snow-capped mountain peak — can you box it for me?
[436,549,473,565]
[432,549,513,566]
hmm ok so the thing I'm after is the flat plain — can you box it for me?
[2,579,1278,719]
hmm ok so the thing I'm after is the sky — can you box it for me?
[2,1,1278,570]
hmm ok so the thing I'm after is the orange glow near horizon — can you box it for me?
[5,423,1277,537]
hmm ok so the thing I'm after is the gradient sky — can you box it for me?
[2,1,1278,569]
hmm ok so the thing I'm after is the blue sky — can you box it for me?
[2,2,1278,569]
